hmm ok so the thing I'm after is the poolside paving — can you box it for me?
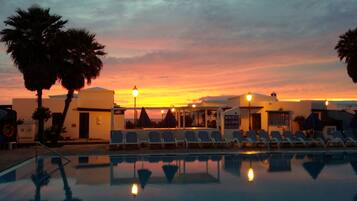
[1,144,357,172]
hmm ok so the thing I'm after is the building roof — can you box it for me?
[82,87,112,92]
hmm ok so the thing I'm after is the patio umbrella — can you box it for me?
[162,164,178,183]
[137,107,152,128]
[137,169,152,189]
[303,161,325,180]
[163,109,176,128]
[350,161,357,175]
[302,113,323,131]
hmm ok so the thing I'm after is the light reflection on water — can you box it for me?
[0,152,356,201]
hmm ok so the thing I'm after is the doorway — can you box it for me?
[79,113,89,139]
[252,113,261,130]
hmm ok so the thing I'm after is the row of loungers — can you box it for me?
[110,130,226,149]
[110,130,357,149]
[232,130,357,148]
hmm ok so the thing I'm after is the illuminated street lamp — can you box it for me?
[192,104,196,108]
[246,92,253,130]
[171,106,175,112]
[325,100,329,109]
[131,183,139,197]
[132,86,139,128]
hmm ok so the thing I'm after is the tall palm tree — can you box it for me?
[54,29,105,137]
[335,27,357,83]
[0,6,67,142]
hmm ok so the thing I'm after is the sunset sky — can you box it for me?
[1,0,357,107]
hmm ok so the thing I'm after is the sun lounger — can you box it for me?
[232,130,251,147]
[245,130,258,146]
[110,130,124,147]
[148,131,162,148]
[283,131,306,147]
[162,131,177,148]
[257,130,271,147]
[343,130,357,146]
[184,131,200,148]
[271,131,291,147]
[197,131,214,147]
[125,131,140,148]
[295,131,325,147]
[327,131,345,147]
[210,131,227,147]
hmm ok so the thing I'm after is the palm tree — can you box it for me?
[0,6,67,142]
[335,27,357,83]
[54,29,105,137]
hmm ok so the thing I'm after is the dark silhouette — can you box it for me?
[0,6,67,143]
[54,29,105,138]
[163,109,176,128]
[137,107,152,128]
[31,158,50,201]
[293,115,306,130]
[335,28,357,83]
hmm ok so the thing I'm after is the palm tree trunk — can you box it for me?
[37,89,44,143]
[56,90,74,137]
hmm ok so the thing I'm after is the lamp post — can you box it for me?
[132,86,139,128]
[246,92,253,130]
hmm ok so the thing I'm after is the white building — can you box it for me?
[13,87,125,142]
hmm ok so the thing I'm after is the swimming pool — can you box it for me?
[0,151,356,201]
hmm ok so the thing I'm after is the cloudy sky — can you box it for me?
[0,0,357,107]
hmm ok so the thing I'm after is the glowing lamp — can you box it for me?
[325,100,329,106]
[171,107,175,112]
[247,167,254,182]
[192,104,196,108]
[132,86,139,97]
[131,183,138,197]
[246,93,252,102]
[161,109,164,114]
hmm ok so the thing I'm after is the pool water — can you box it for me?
[0,151,356,201]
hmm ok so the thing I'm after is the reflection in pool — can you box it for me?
[0,152,356,201]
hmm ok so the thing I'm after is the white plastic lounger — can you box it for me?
[210,131,228,147]
[197,131,214,146]
[327,131,345,147]
[162,131,178,148]
[283,131,306,147]
[257,130,271,147]
[232,130,249,147]
[246,130,258,147]
[343,130,357,146]
[271,131,292,148]
[125,131,140,148]
[110,130,124,149]
[148,131,163,148]
[184,131,200,148]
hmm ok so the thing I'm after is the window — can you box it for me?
[224,115,240,129]
[268,112,290,126]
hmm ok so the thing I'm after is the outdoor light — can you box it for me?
[132,86,139,128]
[247,167,254,182]
[246,92,253,130]
[325,100,329,106]
[131,183,139,197]
[132,86,139,97]
[192,104,196,108]
[171,106,175,112]
[246,93,252,102]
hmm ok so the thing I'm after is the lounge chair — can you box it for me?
[162,131,177,148]
[257,130,271,147]
[184,131,200,148]
[148,131,162,148]
[271,131,291,148]
[210,131,227,147]
[245,130,258,146]
[327,131,345,147]
[295,131,325,147]
[343,130,357,146]
[232,130,249,147]
[110,130,124,149]
[197,131,214,147]
[283,131,306,147]
[125,131,140,148]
